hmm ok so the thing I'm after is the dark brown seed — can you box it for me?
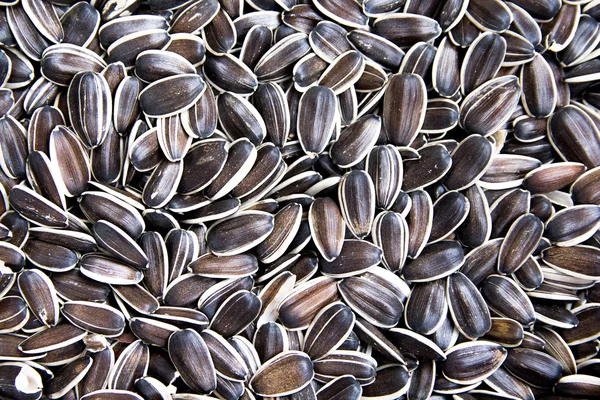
[504,348,563,387]
[382,73,426,146]
[442,341,507,385]
[250,351,314,396]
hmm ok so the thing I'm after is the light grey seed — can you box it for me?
[254,33,311,82]
[0,297,29,334]
[8,185,67,228]
[303,302,355,361]
[316,375,361,400]
[481,274,535,326]
[139,74,205,118]
[253,322,289,363]
[60,301,124,337]
[461,32,506,95]
[542,245,600,281]
[181,86,217,140]
[536,327,577,374]
[168,329,217,393]
[313,350,376,385]
[48,125,90,197]
[382,73,426,146]
[429,191,470,243]
[50,269,110,303]
[546,205,600,246]
[112,284,160,315]
[373,13,441,47]
[169,0,219,34]
[17,270,59,327]
[93,220,148,269]
[254,83,290,148]
[498,213,543,274]
[406,190,433,258]
[210,290,261,337]
[560,304,600,345]
[404,241,464,282]
[107,340,149,392]
[347,30,404,70]
[255,203,302,263]
[240,25,273,71]
[362,364,409,399]
[459,76,521,135]
[504,348,562,388]
[318,50,365,95]
[202,329,248,381]
[203,54,258,95]
[113,76,142,134]
[404,279,447,335]
[250,351,314,396]
[362,0,404,17]
[521,53,557,118]
[309,197,345,262]
[297,85,338,156]
[338,170,376,239]
[365,145,403,209]
[548,105,600,168]
[6,3,51,61]
[18,323,86,354]
[67,71,111,148]
[79,253,143,285]
[442,341,507,385]
[218,93,266,146]
[282,3,319,27]
[0,362,43,399]
[178,139,228,195]
[79,191,145,238]
[278,276,340,330]
[524,162,586,193]
[166,229,198,283]
[40,44,105,86]
[203,9,236,56]
[26,151,66,210]
[163,274,217,308]
[0,116,27,180]
[338,276,402,328]
[387,328,446,361]
[466,0,513,32]
[447,272,492,340]
[163,33,207,67]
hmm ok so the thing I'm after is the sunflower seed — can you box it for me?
[250,351,314,396]
[297,86,338,156]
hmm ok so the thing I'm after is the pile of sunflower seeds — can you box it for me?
[1,0,600,398]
